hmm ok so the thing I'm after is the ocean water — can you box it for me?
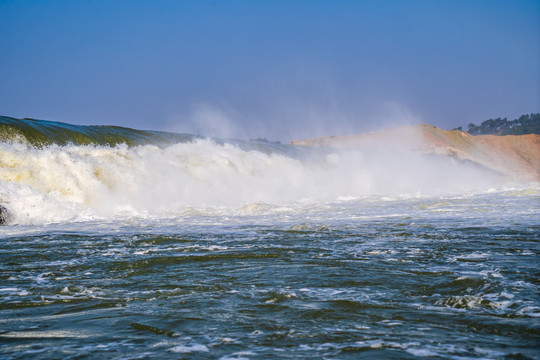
[0,119,539,359]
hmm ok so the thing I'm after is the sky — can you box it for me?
[1,0,539,141]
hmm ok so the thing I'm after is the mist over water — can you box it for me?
[164,100,425,143]
[0,137,501,225]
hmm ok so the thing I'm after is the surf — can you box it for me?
[0,117,511,225]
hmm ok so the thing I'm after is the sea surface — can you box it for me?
[0,118,539,359]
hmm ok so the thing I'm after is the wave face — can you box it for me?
[0,117,509,225]
[0,116,195,147]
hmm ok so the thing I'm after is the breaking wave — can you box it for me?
[0,117,505,224]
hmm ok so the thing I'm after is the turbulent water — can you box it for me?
[1,118,539,359]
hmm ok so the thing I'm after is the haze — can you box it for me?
[1,0,538,141]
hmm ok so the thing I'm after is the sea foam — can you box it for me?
[0,138,503,225]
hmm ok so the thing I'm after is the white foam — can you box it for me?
[406,348,439,356]
[169,344,209,353]
[0,287,29,296]
[0,139,517,224]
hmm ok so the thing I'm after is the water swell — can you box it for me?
[0,116,195,147]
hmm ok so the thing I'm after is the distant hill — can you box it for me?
[454,113,540,135]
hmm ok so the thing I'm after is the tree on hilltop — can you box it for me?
[461,113,540,135]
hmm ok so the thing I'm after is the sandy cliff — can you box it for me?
[291,124,540,182]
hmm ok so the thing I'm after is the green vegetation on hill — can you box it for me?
[453,113,540,135]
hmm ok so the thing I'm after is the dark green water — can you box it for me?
[0,116,195,147]
[1,194,539,359]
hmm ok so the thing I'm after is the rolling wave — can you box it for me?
[0,117,507,225]
[0,116,195,147]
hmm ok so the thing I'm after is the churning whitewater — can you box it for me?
[0,138,500,225]
[0,118,538,359]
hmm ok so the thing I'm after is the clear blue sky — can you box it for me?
[1,0,539,140]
